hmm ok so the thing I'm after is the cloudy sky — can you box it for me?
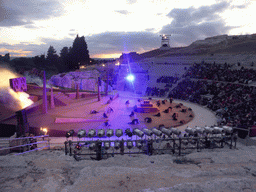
[0,0,255,58]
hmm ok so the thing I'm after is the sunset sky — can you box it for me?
[0,0,255,58]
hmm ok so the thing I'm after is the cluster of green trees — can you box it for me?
[0,35,91,77]
[42,34,91,72]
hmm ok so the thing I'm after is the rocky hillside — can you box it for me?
[140,34,256,59]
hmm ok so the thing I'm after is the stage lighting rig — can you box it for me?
[223,126,233,134]
[152,128,162,137]
[160,127,172,137]
[75,142,82,150]
[185,127,196,136]
[104,141,110,150]
[136,140,143,149]
[115,129,123,137]
[114,141,120,150]
[143,129,153,136]
[88,129,96,138]
[127,140,133,149]
[133,128,144,138]
[66,130,74,139]
[195,126,205,135]
[213,127,224,134]
[204,126,213,134]
[106,129,114,137]
[171,128,181,136]
[77,129,86,138]
[98,129,105,137]
[125,128,133,137]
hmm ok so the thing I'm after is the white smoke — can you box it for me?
[0,63,33,111]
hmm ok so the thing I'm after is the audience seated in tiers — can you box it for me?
[168,65,256,128]
[143,62,256,129]
[156,76,179,84]
[184,62,256,84]
[145,87,169,97]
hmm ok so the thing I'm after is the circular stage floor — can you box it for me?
[1,91,218,138]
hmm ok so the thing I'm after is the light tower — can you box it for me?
[160,34,171,50]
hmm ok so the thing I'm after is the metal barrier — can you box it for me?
[233,127,256,146]
[0,135,50,155]
[64,133,237,161]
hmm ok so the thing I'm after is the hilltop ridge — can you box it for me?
[139,33,256,59]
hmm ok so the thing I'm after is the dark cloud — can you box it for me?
[161,1,246,46]
[23,24,38,29]
[0,0,64,27]
[86,31,159,55]
[115,10,130,15]
[0,31,160,57]
[0,1,250,58]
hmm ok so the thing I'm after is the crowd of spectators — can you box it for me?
[168,79,256,128]
[145,87,169,97]
[156,76,179,84]
[184,63,256,84]
[144,63,256,132]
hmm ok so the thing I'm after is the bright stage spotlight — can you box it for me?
[126,74,135,82]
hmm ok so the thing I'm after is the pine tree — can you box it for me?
[59,47,70,72]
[70,35,90,69]
[46,45,59,72]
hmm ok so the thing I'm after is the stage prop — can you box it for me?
[9,77,27,92]
[55,117,108,123]
[134,100,159,113]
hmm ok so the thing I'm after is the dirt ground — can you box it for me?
[0,142,256,192]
